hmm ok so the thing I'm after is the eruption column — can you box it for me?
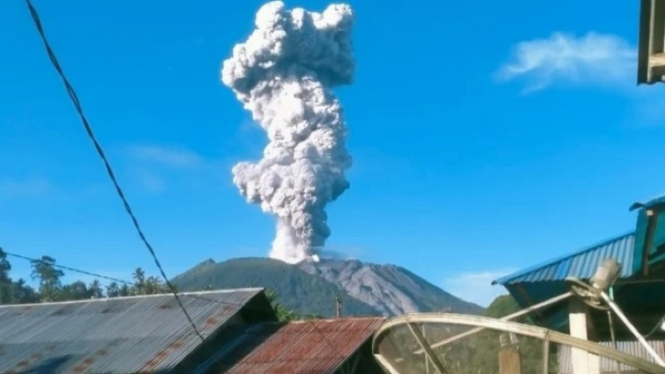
[221,1,355,264]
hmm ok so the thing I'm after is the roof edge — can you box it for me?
[492,231,635,286]
[0,287,266,309]
[324,321,381,374]
[286,317,385,324]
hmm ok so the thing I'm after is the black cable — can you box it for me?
[3,249,134,286]
[1,247,247,306]
[23,0,204,342]
[22,0,349,357]
[2,247,347,357]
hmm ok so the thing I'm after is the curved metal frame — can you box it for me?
[372,313,665,374]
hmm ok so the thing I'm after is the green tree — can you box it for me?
[89,280,104,299]
[31,256,64,302]
[463,295,556,374]
[0,249,12,304]
[133,267,146,295]
[60,280,89,301]
[10,278,39,304]
[129,275,168,295]
[106,282,121,298]
[118,283,131,297]
[265,290,298,322]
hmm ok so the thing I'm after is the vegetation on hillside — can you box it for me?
[0,250,317,324]
[0,249,177,304]
[384,295,558,374]
[171,257,382,317]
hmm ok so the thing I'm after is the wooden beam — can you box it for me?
[407,323,448,374]
[651,53,665,67]
[569,299,600,374]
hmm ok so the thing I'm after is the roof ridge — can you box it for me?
[0,287,265,309]
[286,316,385,324]
[492,231,635,285]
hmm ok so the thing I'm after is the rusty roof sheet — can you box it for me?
[207,317,384,374]
[0,288,264,373]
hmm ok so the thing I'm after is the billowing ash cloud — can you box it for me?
[221,1,355,264]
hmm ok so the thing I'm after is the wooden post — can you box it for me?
[499,333,522,374]
[569,299,600,374]
[335,294,342,318]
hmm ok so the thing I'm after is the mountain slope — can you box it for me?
[172,257,483,318]
[298,258,484,315]
[171,257,380,318]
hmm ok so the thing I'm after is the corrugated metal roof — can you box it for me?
[640,194,665,209]
[0,288,265,373]
[558,340,665,373]
[493,232,636,285]
[208,317,384,374]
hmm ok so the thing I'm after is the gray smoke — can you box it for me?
[221,1,355,264]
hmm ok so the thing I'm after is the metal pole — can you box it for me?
[423,324,430,374]
[408,323,448,374]
[542,339,550,374]
[599,291,665,366]
[420,292,573,352]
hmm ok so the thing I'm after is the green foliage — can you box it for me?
[0,249,38,304]
[171,257,381,318]
[31,256,64,302]
[265,290,298,321]
[378,294,558,374]
[0,251,170,306]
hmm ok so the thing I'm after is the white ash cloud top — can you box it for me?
[221,1,355,264]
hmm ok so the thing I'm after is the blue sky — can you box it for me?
[2,0,665,306]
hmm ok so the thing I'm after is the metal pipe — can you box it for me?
[407,323,447,374]
[374,313,665,374]
[608,310,620,374]
[599,291,665,366]
[542,338,550,374]
[419,291,573,353]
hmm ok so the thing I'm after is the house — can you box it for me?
[0,287,384,374]
[0,288,276,373]
[195,317,385,373]
[492,195,665,372]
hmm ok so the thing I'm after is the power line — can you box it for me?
[1,248,243,306]
[2,247,347,357]
[21,0,347,357]
[23,0,204,342]
[2,249,134,286]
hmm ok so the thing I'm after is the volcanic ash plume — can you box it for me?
[221,1,355,264]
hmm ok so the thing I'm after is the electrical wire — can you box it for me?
[0,246,265,310]
[23,0,204,342]
[1,247,348,357]
[22,0,349,357]
[3,249,134,286]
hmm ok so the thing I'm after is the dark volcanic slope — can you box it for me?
[298,258,484,315]
[173,257,484,318]
[171,257,381,318]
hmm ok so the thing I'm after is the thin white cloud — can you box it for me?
[124,144,222,193]
[0,177,52,199]
[496,32,636,92]
[442,268,517,307]
[135,170,166,194]
[129,144,207,170]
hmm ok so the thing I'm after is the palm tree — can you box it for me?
[265,291,298,322]
[132,268,146,295]
[106,282,120,298]
[89,280,103,299]
[30,256,64,302]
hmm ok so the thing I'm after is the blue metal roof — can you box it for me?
[493,231,636,285]
[637,193,665,209]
